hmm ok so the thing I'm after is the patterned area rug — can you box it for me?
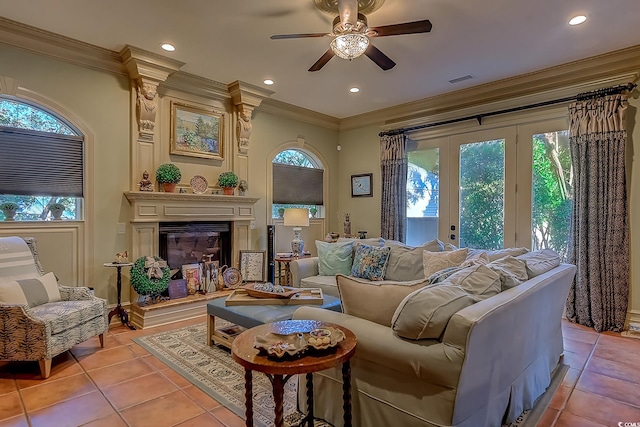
[134,323,567,427]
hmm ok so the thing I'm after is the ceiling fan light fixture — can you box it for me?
[330,34,369,60]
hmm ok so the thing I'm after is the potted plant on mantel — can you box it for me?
[155,163,182,193]
[0,201,19,221]
[218,171,239,195]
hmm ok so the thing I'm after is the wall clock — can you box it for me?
[351,173,373,197]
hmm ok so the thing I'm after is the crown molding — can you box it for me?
[161,71,232,103]
[258,98,341,131]
[0,17,126,76]
[228,81,274,109]
[119,45,185,83]
[339,44,640,131]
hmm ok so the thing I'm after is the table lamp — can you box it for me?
[284,208,309,257]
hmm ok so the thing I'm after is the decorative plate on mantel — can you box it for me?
[190,175,208,194]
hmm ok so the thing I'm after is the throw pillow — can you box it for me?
[392,264,501,340]
[486,256,528,290]
[516,249,561,278]
[336,274,429,326]
[316,240,354,276]
[485,247,529,262]
[423,248,469,277]
[350,244,391,281]
[384,239,443,281]
[392,284,476,340]
[0,272,61,307]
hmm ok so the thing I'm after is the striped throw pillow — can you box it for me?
[0,272,61,307]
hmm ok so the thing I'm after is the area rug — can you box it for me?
[134,323,567,427]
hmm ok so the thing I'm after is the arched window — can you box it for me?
[272,149,324,218]
[0,97,83,221]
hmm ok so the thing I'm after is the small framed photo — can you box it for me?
[351,173,373,197]
[239,250,266,283]
[171,101,224,160]
[181,263,202,294]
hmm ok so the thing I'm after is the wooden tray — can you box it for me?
[225,288,324,306]
[241,283,300,299]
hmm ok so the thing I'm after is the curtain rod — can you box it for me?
[379,82,637,137]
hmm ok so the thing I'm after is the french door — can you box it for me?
[407,116,571,253]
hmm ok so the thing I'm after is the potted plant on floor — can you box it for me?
[156,163,182,192]
[0,201,19,221]
[218,171,239,195]
[49,202,66,220]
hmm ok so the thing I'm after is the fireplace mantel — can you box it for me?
[124,191,259,223]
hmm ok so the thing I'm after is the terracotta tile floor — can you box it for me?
[1,317,639,427]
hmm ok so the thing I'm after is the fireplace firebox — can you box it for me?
[159,221,231,273]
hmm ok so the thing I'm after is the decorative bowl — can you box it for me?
[253,326,345,358]
[242,283,300,299]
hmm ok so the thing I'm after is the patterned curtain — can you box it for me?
[566,94,629,332]
[380,133,408,241]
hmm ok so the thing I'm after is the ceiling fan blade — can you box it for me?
[364,44,396,71]
[308,49,336,72]
[369,20,433,37]
[271,33,329,39]
[338,0,358,26]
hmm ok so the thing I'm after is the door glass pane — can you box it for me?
[532,130,572,260]
[406,148,439,246]
[459,140,505,249]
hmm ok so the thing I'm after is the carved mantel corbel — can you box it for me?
[120,45,185,141]
[228,81,274,155]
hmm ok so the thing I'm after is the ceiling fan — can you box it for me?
[270,0,432,72]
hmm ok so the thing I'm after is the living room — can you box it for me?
[1,1,640,426]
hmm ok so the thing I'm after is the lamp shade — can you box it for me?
[283,208,309,227]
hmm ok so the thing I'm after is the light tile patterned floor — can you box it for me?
[1,317,639,427]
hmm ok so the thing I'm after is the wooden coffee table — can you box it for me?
[231,320,357,427]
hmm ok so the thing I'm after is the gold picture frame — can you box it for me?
[170,102,224,160]
[239,250,266,283]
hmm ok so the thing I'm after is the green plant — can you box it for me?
[155,163,182,184]
[49,202,65,211]
[0,202,19,210]
[309,207,318,215]
[217,171,239,188]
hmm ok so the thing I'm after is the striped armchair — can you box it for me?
[0,236,108,378]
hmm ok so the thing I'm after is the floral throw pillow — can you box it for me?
[350,244,391,281]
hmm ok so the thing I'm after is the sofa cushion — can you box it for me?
[336,274,428,326]
[516,249,561,278]
[350,244,391,281]
[316,240,354,276]
[467,247,529,262]
[29,299,106,335]
[486,256,528,290]
[0,272,61,307]
[300,275,339,298]
[423,248,468,277]
[384,239,443,281]
[392,265,501,340]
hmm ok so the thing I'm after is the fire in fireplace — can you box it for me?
[159,221,231,273]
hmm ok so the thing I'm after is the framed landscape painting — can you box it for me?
[239,250,266,283]
[171,102,224,160]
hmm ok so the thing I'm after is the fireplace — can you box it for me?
[159,221,231,271]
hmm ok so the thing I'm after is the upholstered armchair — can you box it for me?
[0,236,108,378]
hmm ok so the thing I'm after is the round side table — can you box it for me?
[103,262,136,330]
[232,320,357,427]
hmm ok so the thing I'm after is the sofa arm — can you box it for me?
[290,257,319,287]
[58,285,94,301]
[293,306,464,384]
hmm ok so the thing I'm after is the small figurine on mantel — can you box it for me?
[138,171,154,192]
[343,212,352,237]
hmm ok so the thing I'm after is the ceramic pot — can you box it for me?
[223,187,234,195]
[51,209,63,220]
[2,209,16,221]
[162,183,177,193]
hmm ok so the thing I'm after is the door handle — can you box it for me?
[450,234,456,240]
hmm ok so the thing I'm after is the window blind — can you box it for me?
[0,126,84,197]
[273,163,324,205]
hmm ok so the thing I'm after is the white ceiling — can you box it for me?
[1,0,639,119]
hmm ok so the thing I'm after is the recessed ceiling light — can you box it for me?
[349,87,360,93]
[264,79,274,85]
[569,15,587,26]
[161,43,176,52]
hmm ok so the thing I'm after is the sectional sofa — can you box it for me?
[290,241,575,426]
